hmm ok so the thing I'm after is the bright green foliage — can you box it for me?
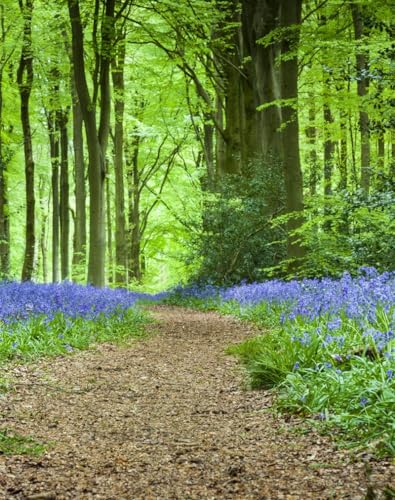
[0,429,46,455]
[0,308,149,363]
[192,161,286,284]
[286,189,395,277]
[227,304,395,457]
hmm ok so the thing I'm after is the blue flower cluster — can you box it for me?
[0,281,159,323]
[219,268,395,323]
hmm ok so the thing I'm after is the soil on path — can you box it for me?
[0,306,393,499]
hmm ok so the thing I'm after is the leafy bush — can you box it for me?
[192,159,286,285]
[288,189,395,277]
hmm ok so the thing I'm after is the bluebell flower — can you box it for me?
[386,369,394,380]
[360,397,369,407]
[293,362,300,370]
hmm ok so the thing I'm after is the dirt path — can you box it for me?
[0,306,393,499]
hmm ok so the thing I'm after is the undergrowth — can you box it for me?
[0,307,149,363]
[165,271,395,458]
[0,429,46,455]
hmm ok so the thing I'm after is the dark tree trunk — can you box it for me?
[220,1,242,175]
[351,3,371,193]
[0,68,10,278]
[323,102,335,196]
[71,74,86,278]
[106,168,114,283]
[126,134,141,282]
[111,33,127,285]
[17,0,35,281]
[68,0,115,286]
[58,109,70,280]
[279,0,305,264]
[241,0,282,159]
[47,111,60,282]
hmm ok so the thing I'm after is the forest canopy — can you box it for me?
[0,0,394,289]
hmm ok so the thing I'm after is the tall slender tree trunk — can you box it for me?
[0,67,10,278]
[279,0,305,264]
[71,74,86,278]
[58,109,69,280]
[38,175,49,282]
[323,102,335,196]
[106,169,114,283]
[339,110,348,190]
[391,131,395,180]
[376,133,385,189]
[17,0,35,281]
[126,134,141,281]
[68,0,115,286]
[111,33,127,285]
[47,111,60,282]
[306,99,318,196]
[351,3,371,193]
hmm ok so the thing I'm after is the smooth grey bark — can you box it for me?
[111,33,127,285]
[17,0,35,281]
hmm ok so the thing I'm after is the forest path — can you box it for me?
[0,305,394,499]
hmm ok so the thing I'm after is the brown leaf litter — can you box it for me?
[0,305,393,499]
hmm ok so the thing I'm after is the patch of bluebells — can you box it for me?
[219,268,395,323]
[0,281,161,324]
[178,268,395,325]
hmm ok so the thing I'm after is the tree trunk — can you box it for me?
[47,111,60,282]
[38,176,49,282]
[71,74,86,278]
[17,0,35,282]
[126,134,141,282]
[58,109,70,280]
[323,102,335,196]
[306,99,318,196]
[68,0,115,286]
[351,3,371,193]
[339,110,348,190]
[279,0,305,264]
[106,168,114,283]
[111,34,127,285]
[241,0,282,159]
[391,130,395,180]
[0,68,10,278]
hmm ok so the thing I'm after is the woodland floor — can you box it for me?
[0,306,394,499]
